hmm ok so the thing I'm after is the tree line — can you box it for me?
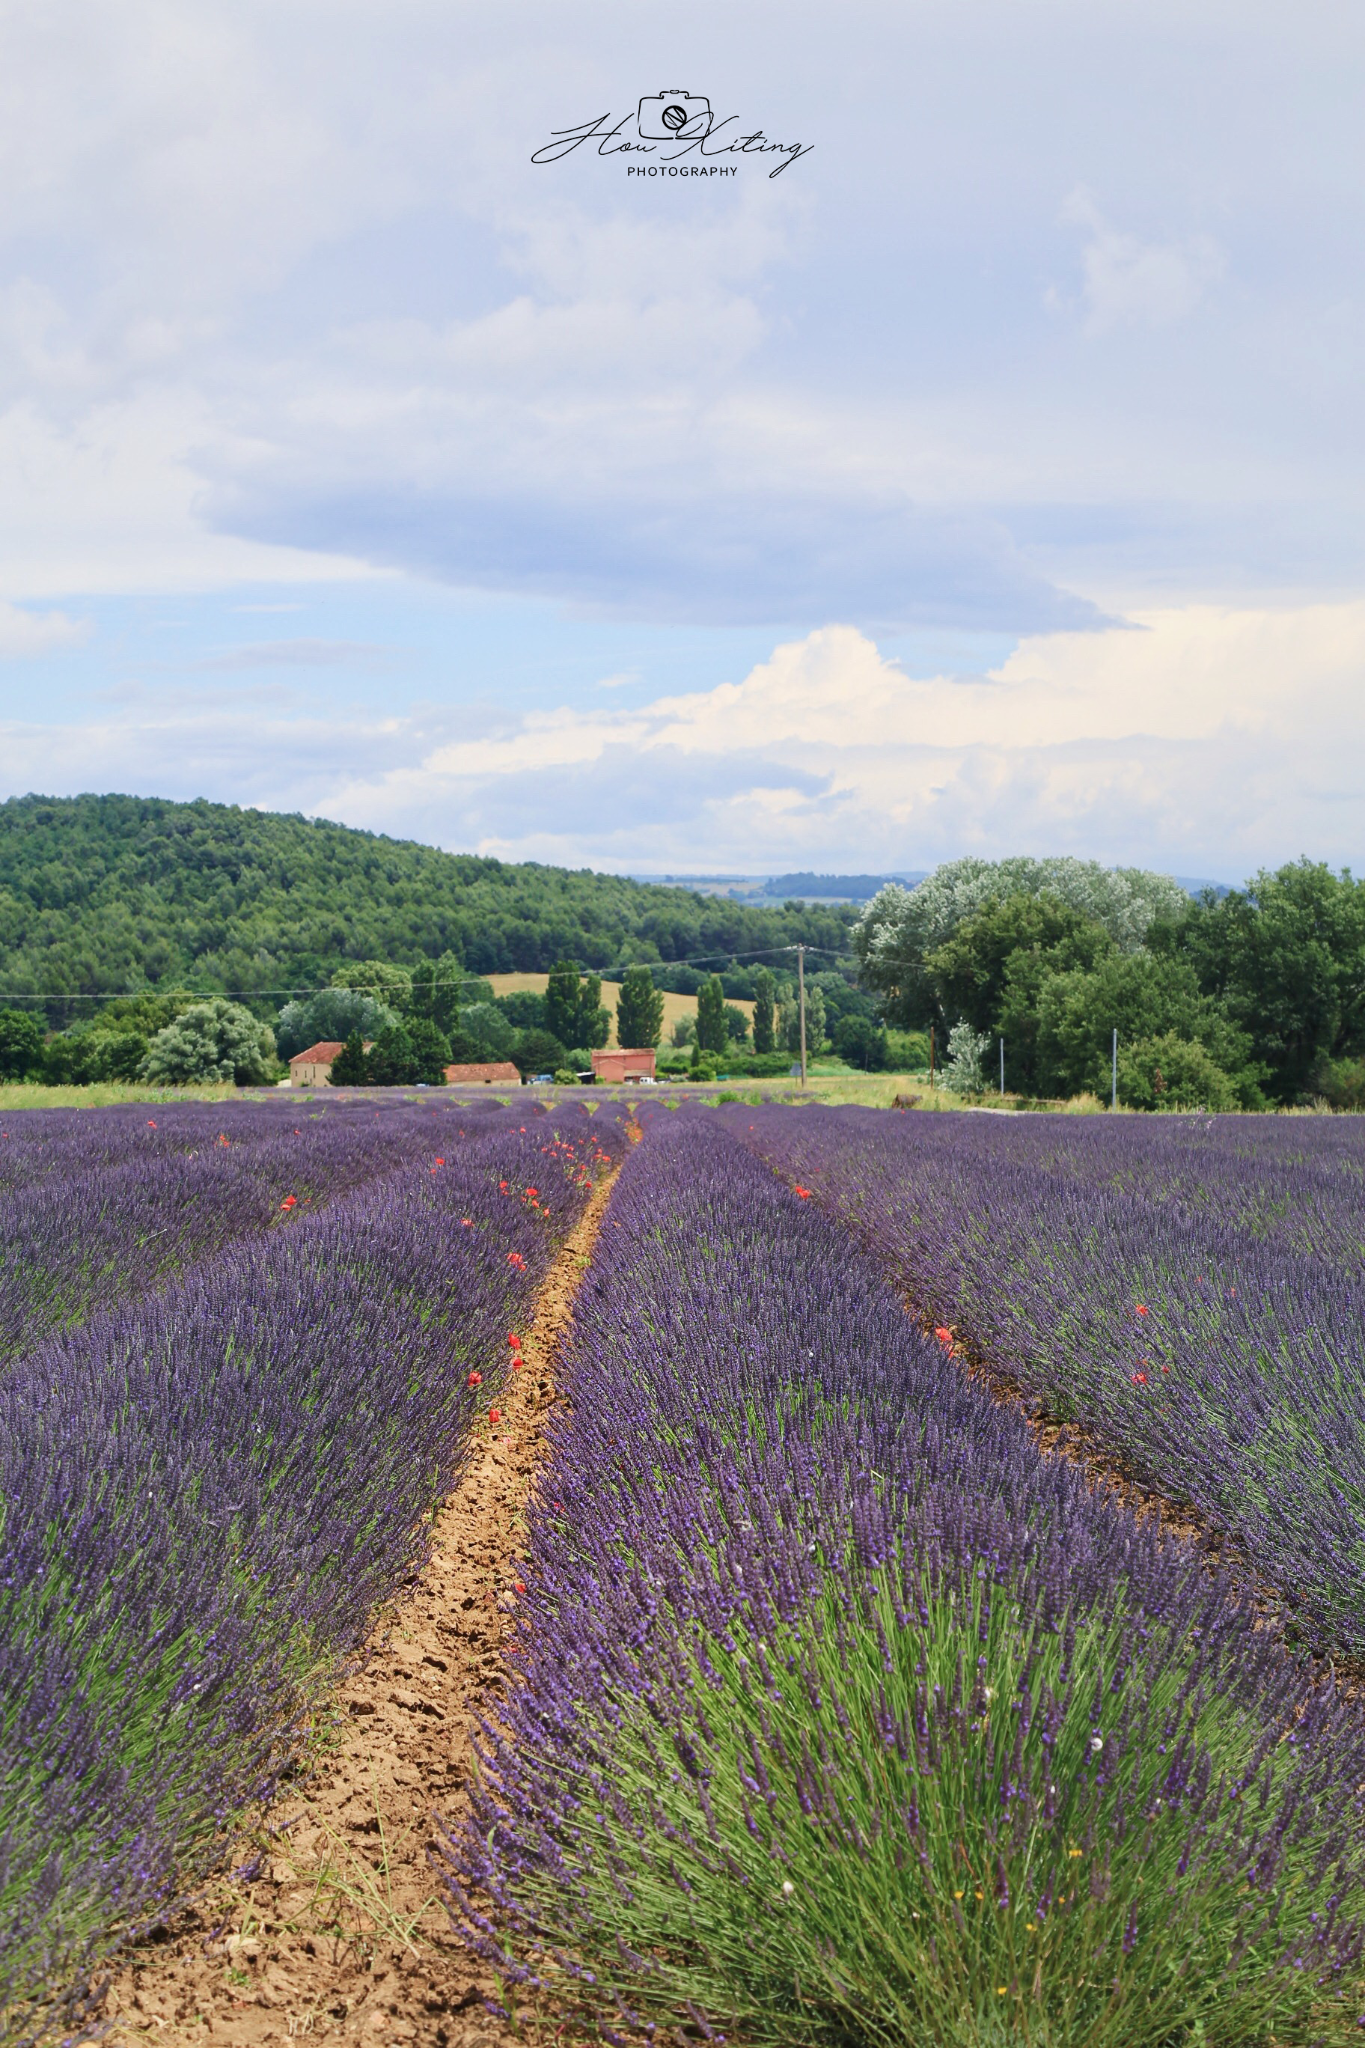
[855,856,1365,1108]
[0,793,856,1019]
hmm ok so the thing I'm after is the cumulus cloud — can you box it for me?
[6,604,1363,879]
[1058,190,1225,337]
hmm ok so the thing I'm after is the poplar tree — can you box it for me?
[695,974,727,1054]
[752,968,775,1053]
[617,965,664,1048]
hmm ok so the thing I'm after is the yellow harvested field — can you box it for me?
[484,973,754,1048]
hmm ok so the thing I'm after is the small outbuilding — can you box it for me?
[289,1040,346,1087]
[443,1061,523,1086]
[591,1047,657,1084]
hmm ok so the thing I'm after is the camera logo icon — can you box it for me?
[637,90,712,141]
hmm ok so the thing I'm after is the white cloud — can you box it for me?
[6,602,1363,880]
[0,597,87,657]
[1058,190,1225,338]
[303,604,1365,874]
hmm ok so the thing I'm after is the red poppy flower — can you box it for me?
[280,1195,297,1210]
[1135,1304,1149,1316]
[489,1408,501,1424]
[508,1332,522,1347]
[507,1252,526,1268]
[794,1185,812,1199]
[467,1370,483,1387]
[499,1180,509,1191]
[515,1580,526,1593]
[1132,1371,1147,1383]
[511,1357,522,1370]
[461,1217,473,1226]
[934,1326,953,1346]
[146,1119,157,1128]
[434,1156,445,1164]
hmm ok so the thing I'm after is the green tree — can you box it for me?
[274,988,397,1060]
[695,974,727,1054]
[512,1028,567,1079]
[833,1014,890,1070]
[408,949,464,1035]
[616,965,665,1049]
[140,1000,275,1085]
[331,961,413,1013]
[0,1007,43,1079]
[546,960,585,1047]
[723,1004,750,1045]
[779,984,826,1055]
[752,968,775,1053]
[365,1023,419,1085]
[1169,861,1365,1102]
[329,1033,369,1085]
[856,858,1189,1028]
[1116,1032,1239,1112]
[925,893,1115,1036]
[942,1021,989,1093]
[405,1018,453,1083]
[578,972,611,1050]
[460,1002,516,1058]
[1034,954,1263,1105]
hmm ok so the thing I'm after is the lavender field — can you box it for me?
[726,1107,1365,1659]
[449,1109,1365,2047]
[9,1098,1365,2047]
[0,1097,626,2046]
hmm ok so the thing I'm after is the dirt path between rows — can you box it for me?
[101,1163,621,2048]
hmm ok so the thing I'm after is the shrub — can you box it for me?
[942,1019,989,1092]
[140,1001,275,1085]
[0,1008,44,1081]
[1117,1031,1239,1111]
[511,1028,567,1079]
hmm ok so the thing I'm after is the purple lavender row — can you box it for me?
[445,1114,1365,2046]
[0,1105,626,2046]
[0,1098,515,1361]
[727,1106,1365,1658]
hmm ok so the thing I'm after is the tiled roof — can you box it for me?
[290,1041,346,1065]
[444,1061,522,1083]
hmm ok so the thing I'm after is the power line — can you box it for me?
[0,942,858,1008]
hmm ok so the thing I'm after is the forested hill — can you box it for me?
[0,794,857,1007]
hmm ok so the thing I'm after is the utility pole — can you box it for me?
[1000,1036,1005,1097]
[797,944,808,1088]
[1111,1027,1118,1110]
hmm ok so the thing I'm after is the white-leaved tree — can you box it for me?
[854,857,1189,1027]
[942,1021,990,1093]
[140,1000,275,1085]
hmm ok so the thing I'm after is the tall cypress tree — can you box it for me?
[546,959,583,1047]
[752,967,775,1054]
[617,965,664,1048]
[695,974,727,1054]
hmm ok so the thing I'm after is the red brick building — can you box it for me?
[590,1048,657,1084]
[443,1061,522,1086]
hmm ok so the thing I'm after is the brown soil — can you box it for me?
[100,1164,621,2048]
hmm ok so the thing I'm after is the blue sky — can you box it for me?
[0,1,1361,879]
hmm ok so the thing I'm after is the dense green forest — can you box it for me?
[856,856,1365,1108]
[0,794,856,1022]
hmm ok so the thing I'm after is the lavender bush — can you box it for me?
[0,1097,512,1360]
[728,1107,1365,1658]
[446,1115,1365,2046]
[0,1103,625,2047]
